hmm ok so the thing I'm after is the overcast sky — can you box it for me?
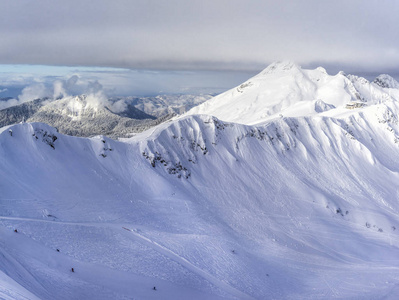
[1,0,399,98]
[2,0,399,71]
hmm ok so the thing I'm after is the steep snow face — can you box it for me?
[2,97,399,299]
[185,62,394,125]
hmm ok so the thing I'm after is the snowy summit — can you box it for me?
[185,61,398,125]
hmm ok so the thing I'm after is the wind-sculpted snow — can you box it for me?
[2,98,399,299]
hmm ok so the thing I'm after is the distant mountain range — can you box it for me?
[0,94,211,138]
[114,94,213,118]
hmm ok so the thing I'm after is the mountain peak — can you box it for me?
[260,61,301,75]
[184,62,398,125]
[373,74,399,89]
[315,66,328,74]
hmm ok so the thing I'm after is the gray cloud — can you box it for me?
[0,1,398,72]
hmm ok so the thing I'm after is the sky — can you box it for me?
[0,0,399,101]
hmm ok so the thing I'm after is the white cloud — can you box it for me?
[18,83,50,103]
[0,73,130,112]
[108,99,127,113]
[53,75,80,99]
[53,80,66,99]
[84,83,127,113]
[0,98,19,110]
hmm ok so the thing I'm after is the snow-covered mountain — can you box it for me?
[0,98,46,127]
[185,61,398,125]
[0,95,159,138]
[373,74,399,89]
[27,95,160,138]
[0,94,212,138]
[2,62,399,299]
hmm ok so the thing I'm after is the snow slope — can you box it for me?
[2,99,399,298]
[185,61,398,125]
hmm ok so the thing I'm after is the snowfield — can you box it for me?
[1,62,399,299]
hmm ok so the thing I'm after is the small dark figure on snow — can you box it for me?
[71,268,74,273]
[56,249,60,252]
[14,229,18,233]
[153,286,156,291]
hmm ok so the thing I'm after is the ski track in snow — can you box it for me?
[122,227,253,300]
[0,216,251,299]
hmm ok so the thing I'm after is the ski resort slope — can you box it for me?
[2,91,399,299]
[184,61,398,125]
